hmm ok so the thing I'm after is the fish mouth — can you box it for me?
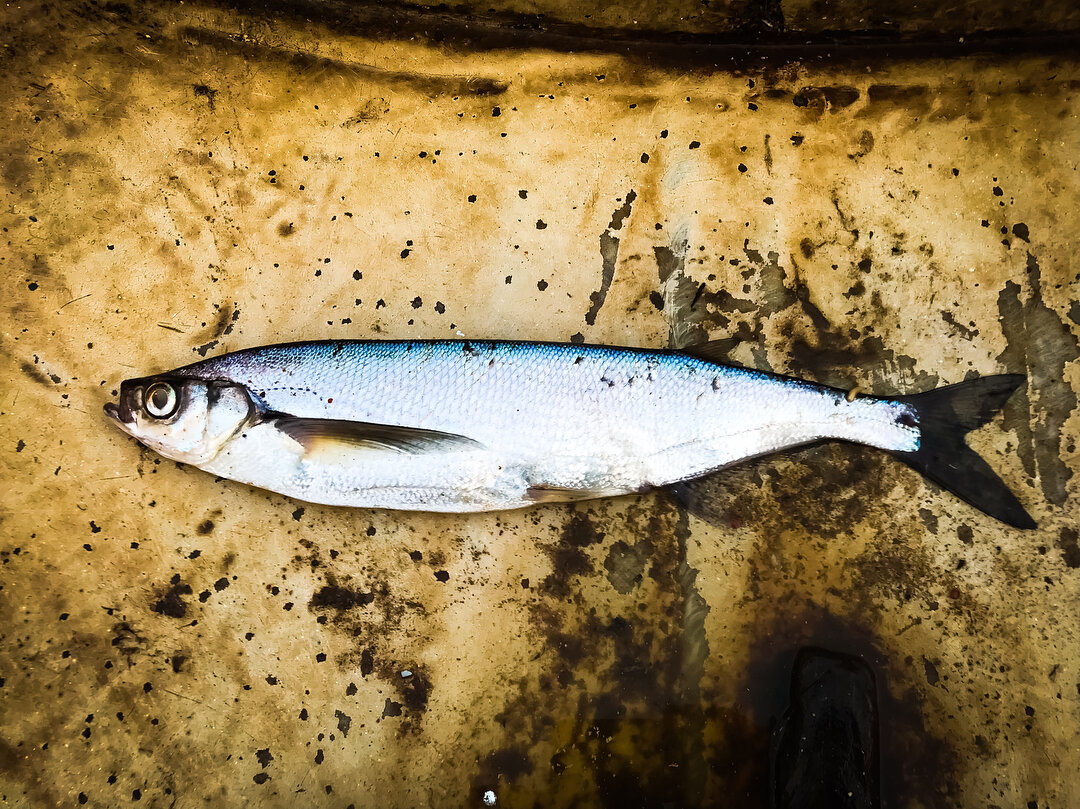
[104,383,137,426]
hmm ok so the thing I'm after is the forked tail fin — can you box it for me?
[894,375,1035,529]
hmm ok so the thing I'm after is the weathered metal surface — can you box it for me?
[1,2,1077,808]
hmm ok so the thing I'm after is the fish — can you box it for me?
[103,339,1035,528]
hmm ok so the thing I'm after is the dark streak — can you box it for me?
[179,26,508,96]
[585,191,637,326]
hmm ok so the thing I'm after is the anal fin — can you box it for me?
[525,484,632,503]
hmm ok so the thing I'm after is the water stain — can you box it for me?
[996,253,1078,506]
[585,191,637,326]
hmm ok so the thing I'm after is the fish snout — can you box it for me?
[104,382,140,425]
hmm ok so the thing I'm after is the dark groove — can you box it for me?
[194,1,1080,67]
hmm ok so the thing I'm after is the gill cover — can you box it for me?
[105,377,254,465]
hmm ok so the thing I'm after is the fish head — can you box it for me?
[104,376,254,464]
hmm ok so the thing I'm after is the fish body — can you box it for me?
[104,339,1034,527]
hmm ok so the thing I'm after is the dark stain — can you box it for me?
[360,648,374,676]
[179,26,508,96]
[540,512,606,599]
[867,83,929,102]
[996,253,1078,506]
[111,621,146,660]
[1012,222,1030,242]
[192,83,217,110]
[1057,527,1079,569]
[170,652,187,673]
[334,710,352,737]
[277,221,295,237]
[205,304,240,340]
[792,85,860,115]
[381,698,402,718]
[196,519,214,535]
[19,361,51,387]
[152,575,193,619]
[194,340,218,357]
[586,190,637,326]
[188,2,1080,69]
[941,310,978,341]
[309,584,375,610]
[256,748,273,768]
[922,656,940,686]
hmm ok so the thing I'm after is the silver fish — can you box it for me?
[103,340,1034,527]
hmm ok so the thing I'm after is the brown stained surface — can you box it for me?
[1,2,1079,808]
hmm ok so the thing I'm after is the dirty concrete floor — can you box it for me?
[1,2,1078,808]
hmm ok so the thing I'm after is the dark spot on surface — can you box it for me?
[277,221,295,237]
[382,698,402,717]
[649,290,664,311]
[335,710,352,737]
[408,550,422,561]
[292,507,304,521]
[90,521,101,533]
[640,152,649,163]
[411,296,422,308]
[570,332,585,345]
[310,585,375,610]
[252,772,269,785]
[434,301,445,314]
[941,310,978,340]
[1057,527,1080,569]
[434,570,450,582]
[152,578,193,619]
[688,141,700,149]
[738,163,747,172]
[993,186,1003,196]
[790,133,804,145]
[361,648,374,676]
[537,280,548,291]
[844,280,865,298]
[170,654,186,673]
[535,219,547,229]
[922,657,940,686]
[214,577,229,592]
[192,84,217,110]
[256,748,273,768]
[195,340,218,357]
[196,519,214,535]
[15,440,25,452]
[1012,222,1030,242]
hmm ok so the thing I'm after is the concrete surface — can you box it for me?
[1,2,1078,808]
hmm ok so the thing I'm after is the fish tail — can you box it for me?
[893,374,1035,529]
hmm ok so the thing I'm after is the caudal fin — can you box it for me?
[895,375,1035,529]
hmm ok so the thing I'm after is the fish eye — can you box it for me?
[145,382,178,418]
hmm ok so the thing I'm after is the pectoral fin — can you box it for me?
[274,416,483,457]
